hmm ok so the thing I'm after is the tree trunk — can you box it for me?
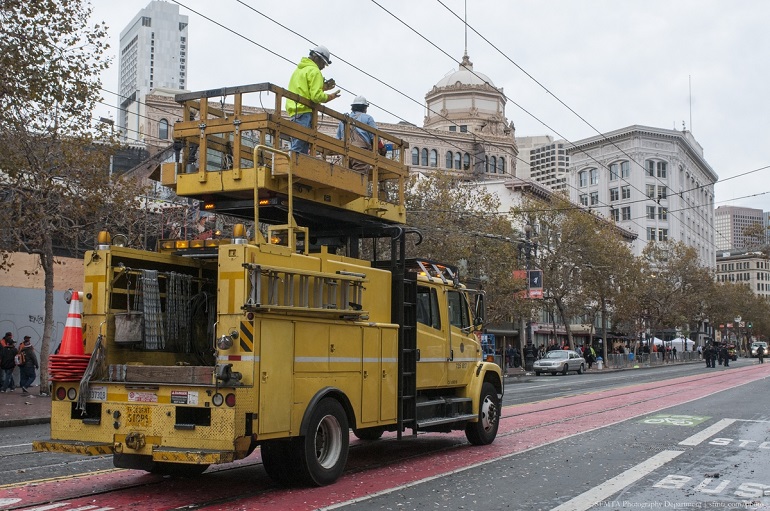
[555,298,574,348]
[39,234,55,395]
[601,298,608,360]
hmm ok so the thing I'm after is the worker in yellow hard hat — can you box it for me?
[286,45,340,154]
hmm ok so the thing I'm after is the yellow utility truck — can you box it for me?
[34,83,502,486]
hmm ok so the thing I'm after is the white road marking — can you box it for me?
[679,418,736,446]
[550,450,684,511]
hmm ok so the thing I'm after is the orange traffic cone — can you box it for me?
[58,291,84,356]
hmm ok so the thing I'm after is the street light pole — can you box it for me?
[523,223,536,371]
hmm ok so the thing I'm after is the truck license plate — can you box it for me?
[126,405,151,427]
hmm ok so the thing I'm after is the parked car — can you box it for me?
[751,342,768,358]
[533,350,585,376]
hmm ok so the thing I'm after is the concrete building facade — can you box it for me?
[715,251,770,299]
[714,205,765,251]
[568,126,718,267]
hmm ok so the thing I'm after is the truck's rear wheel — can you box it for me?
[294,398,349,486]
[354,426,385,441]
[261,440,293,485]
[465,382,499,445]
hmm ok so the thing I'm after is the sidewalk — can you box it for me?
[0,387,51,427]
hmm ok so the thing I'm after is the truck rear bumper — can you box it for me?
[33,440,235,465]
[33,440,114,456]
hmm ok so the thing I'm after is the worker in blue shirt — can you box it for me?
[336,96,378,172]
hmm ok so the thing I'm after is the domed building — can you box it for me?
[380,53,519,180]
[425,54,511,138]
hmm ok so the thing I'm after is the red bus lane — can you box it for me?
[2,366,767,511]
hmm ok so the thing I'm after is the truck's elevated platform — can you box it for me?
[157,83,409,230]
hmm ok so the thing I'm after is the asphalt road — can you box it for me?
[1,358,767,511]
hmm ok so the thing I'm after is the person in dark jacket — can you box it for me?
[720,344,730,367]
[0,334,18,392]
[18,337,39,393]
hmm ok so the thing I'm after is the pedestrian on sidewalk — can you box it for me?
[18,337,39,393]
[757,344,765,364]
[1,333,18,392]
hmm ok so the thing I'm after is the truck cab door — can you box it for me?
[445,290,477,387]
[416,285,447,389]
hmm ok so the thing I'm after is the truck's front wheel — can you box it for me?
[295,398,349,486]
[465,382,500,445]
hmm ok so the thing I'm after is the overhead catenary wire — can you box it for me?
[157,1,761,252]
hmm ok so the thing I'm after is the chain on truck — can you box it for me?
[33,83,503,486]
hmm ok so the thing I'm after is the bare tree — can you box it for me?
[0,0,143,391]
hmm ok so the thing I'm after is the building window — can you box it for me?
[490,156,497,173]
[647,227,656,241]
[590,168,598,185]
[590,191,598,205]
[658,186,667,199]
[158,118,169,140]
[421,148,428,167]
[142,16,152,27]
[463,153,470,170]
[611,208,619,222]
[179,22,188,31]
[658,229,669,241]
[578,171,588,187]
[646,206,655,219]
[453,152,461,170]
[609,163,619,181]
[621,161,630,178]
[460,125,467,133]
[657,161,667,178]
[658,207,667,220]
[580,194,588,206]
[446,151,453,169]
[429,149,437,167]
[646,160,654,176]
[498,157,505,174]
[449,125,456,132]
[646,185,656,198]
[621,186,630,199]
[412,147,419,166]
[610,188,619,201]
[622,207,631,221]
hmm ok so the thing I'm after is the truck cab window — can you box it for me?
[447,290,470,330]
[416,286,441,330]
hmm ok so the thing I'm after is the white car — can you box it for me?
[533,349,586,376]
[751,342,767,358]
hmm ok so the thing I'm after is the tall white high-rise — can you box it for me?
[117,1,188,142]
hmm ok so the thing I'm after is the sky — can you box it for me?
[89,0,770,212]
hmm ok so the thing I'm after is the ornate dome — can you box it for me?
[434,54,494,88]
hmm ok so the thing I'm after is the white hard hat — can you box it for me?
[310,45,332,65]
[351,95,369,107]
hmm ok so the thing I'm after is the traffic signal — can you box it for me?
[748,322,753,328]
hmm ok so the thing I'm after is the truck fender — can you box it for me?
[299,386,355,436]
[469,363,503,411]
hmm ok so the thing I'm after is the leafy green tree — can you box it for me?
[635,241,713,351]
[513,195,634,351]
[0,0,142,391]
[405,172,519,325]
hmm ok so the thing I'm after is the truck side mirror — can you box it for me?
[473,293,485,325]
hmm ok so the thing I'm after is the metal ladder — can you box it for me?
[241,263,368,318]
